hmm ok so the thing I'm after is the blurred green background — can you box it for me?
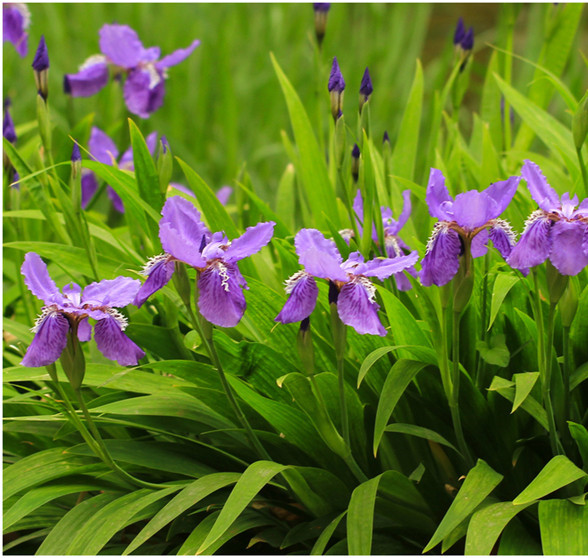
[4,4,587,199]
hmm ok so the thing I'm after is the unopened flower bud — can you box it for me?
[382,130,390,144]
[461,27,474,51]
[71,141,81,179]
[32,35,50,100]
[359,67,373,114]
[328,57,345,121]
[453,18,466,46]
[351,143,360,182]
[313,3,330,47]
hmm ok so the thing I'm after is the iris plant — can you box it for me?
[420,169,520,287]
[64,23,200,118]
[275,228,418,335]
[508,160,588,276]
[135,196,275,328]
[21,252,144,368]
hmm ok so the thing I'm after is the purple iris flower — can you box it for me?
[313,3,331,11]
[20,252,144,367]
[453,18,466,46]
[3,101,17,144]
[64,23,200,119]
[340,190,417,291]
[328,57,345,93]
[82,126,158,212]
[3,3,30,57]
[134,196,275,328]
[275,229,418,336]
[507,160,588,276]
[420,169,520,287]
[359,67,373,100]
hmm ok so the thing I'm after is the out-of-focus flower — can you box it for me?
[32,35,49,100]
[20,252,144,367]
[134,196,275,328]
[3,3,30,57]
[508,160,588,276]
[420,168,520,286]
[3,100,17,144]
[359,66,373,113]
[82,126,158,212]
[167,183,233,205]
[328,56,345,121]
[276,228,418,336]
[351,144,360,182]
[64,23,200,118]
[312,3,330,46]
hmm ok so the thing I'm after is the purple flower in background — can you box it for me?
[82,126,158,212]
[420,169,520,287]
[461,27,474,51]
[32,35,50,100]
[167,183,233,206]
[3,3,30,57]
[20,252,144,367]
[328,57,345,120]
[276,229,418,336]
[3,100,17,144]
[507,160,588,276]
[313,3,331,11]
[64,23,200,118]
[453,17,466,46]
[312,3,330,46]
[359,67,373,100]
[135,196,275,328]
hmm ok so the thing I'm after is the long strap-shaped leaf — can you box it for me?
[196,461,289,555]
[347,475,382,555]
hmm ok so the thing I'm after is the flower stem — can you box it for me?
[450,310,474,469]
[544,302,564,456]
[561,325,573,452]
[330,302,350,447]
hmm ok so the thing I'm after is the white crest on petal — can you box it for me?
[521,209,550,235]
[31,307,61,333]
[353,276,376,304]
[385,234,402,258]
[425,221,450,255]
[141,253,171,276]
[213,261,231,292]
[105,308,129,331]
[80,54,107,71]
[283,270,310,294]
[144,63,162,89]
[338,228,355,242]
[13,3,31,29]
[488,218,517,245]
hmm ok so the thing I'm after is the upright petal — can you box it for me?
[295,229,347,281]
[21,252,63,305]
[224,221,276,262]
[558,192,578,220]
[133,256,175,307]
[521,160,560,212]
[275,271,319,324]
[482,176,520,220]
[452,190,494,230]
[21,311,69,367]
[198,262,246,328]
[507,211,552,270]
[82,276,141,307]
[393,271,413,292]
[107,186,125,213]
[548,221,588,276]
[362,250,419,281]
[156,38,201,69]
[420,224,462,287]
[94,316,145,366]
[426,168,453,221]
[123,68,165,118]
[337,278,386,336]
[88,127,119,165]
[99,24,147,68]
[63,60,109,97]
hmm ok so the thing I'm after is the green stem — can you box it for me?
[451,310,474,468]
[576,146,588,199]
[544,303,564,456]
[337,350,350,447]
[532,270,545,375]
[561,325,572,451]
[474,253,490,388]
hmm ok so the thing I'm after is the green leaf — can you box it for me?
[465,501,535,555]
[476,335,510,368]
[539,499,588,555]
[270,53,339,230]
[310,512,346,555]
[512,372,540,413]
[569,422,588,468]
[196,461,288,555]
[347,476,382,555]
[488,275,520,331]
[488,376,548,429]
[424,459,503,553]
[513,456,587,505]
[129,119,164,213]
[391,59,423,182]
[373,359,428,456]
[123,472,241,555]
[384,423,460,455]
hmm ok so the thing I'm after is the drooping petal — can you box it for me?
[156,38,201,69]
[197,262,246,328]
[99,23,147,68]
[362,250,419,281]
[94,316,145,366]
[63,60,109,97]
[133,256,175,307]
[107,186,125,213]
[81,171,98,208]
[295,228,347,281]
[21,311,69,367]
[82,276,141,307]
[452,190,494,230]
[77,317,92,342]
[471,228,489,258]
[21,252,64,306]
[548,220,588,276]
[507,211,552,271]
[521,160,560,213]
[275,271,319,323]
[419,224,462,287]
[481,176,520,221]
[393,270,413,292]
[426,168,453,221]
[488,219,517,259]
[159,196,208,267]
[123,67,165,118]
[88,127,119,165]
[337,278,386,336]
[224,221,276,262]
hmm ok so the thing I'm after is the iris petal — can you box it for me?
[549,221,588,276]
[94,316,145,366]
[21,252,64,306]
[507,211,552,271]
[521,160,560,213]
[295,229,347,281]
[337,278,386,336]
[82,276,141,307]
[21,312,69,367]
[420,225,461,287]
[224,221,275,262]
[275,272,319,324]
[134,257,175,307]
[198,262,246,328]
